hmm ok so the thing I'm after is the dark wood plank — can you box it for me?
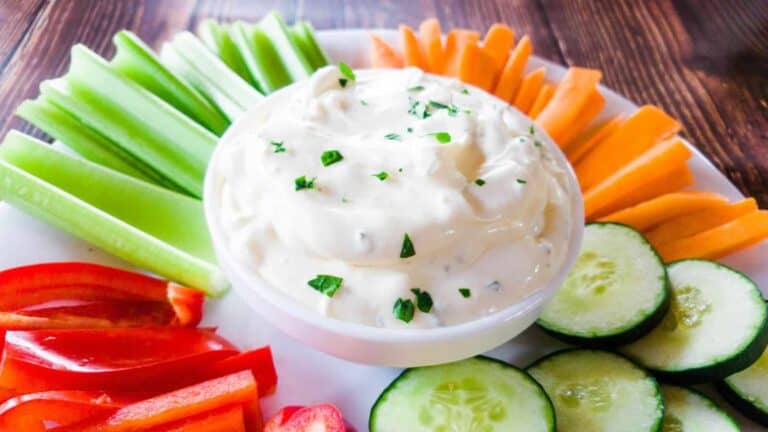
[542,0,768,204]
[0,0,47,74]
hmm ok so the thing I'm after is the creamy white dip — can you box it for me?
[215,66,573,328]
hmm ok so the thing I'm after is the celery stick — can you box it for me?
[258,12,313,81]
[16,96,159,184]
[296,21,330,67]
[0,131,215,263]
[197,19,255,87]
[290,24,322,70]
[229,21,292,93]
[0,158,227,296]
[161,32,263,120]
[111,31,230,136]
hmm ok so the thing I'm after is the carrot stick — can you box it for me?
[441,29,480,76]
[457,44,498,91]
[597,164,693,215]
[399,24,427,69]
[529,84,555,119]
[418,18,444,73]
[534,67,602,144]
[575,105,681,190]
[583,138,693,219]
[481,24,515,72]
[598,192,729,231]
[645,198,758,247]
[555,88,606,147]
[513,67,546,114]
[565,115,624,165]
[656,210,768,262]
[493,36,532,102]
[369,34,403,68]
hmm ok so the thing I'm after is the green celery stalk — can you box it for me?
[16,96,160,184]
[295,21,330,68]
[111,31,230,136]
[197,19,255,87]
[0,157,227,296]
[47,45,218,197]
[229,21,292,93]
[0,131,215,263]
[258,12,313,81]
[161,32,263,121]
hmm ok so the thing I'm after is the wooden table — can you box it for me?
[0,0,765,202]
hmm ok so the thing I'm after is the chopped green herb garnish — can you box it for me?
[408,99,431,119]
[270,140,286,153]
[429,100,449,110]
[429,100,459,116]
[373,171,389,181]
[407,127,413,133]
[339,62,356,81]
[464,109,473,115]
[461,88,470,95]
[459,288,472,298]
[529,124,536,135]
[534,140,542,147]
[408,85,425,92]
[517,178,527,184]
[400,233,416,258]
[341,197,349,203]
[430,132,452,144]
[294,176,316,191]
[385,133,401,141]
[338,78,348,88]
[393,298,415,323]
[360,99,368,106]
[474,178,486,186]
[321,150,344,166]
[308,274,344,297]
[398,167,403,172]
[411,288,433,313]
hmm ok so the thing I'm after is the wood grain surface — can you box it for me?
[0,0,765,202]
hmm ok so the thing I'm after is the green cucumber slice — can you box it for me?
[718,343,768,426]
[527,349,664,432]
[370,356,554,432]
[258,11,313,80]
[538,222,670,346]
[197,19,253,85]
[622,259,768,383]
[661,385,739,431]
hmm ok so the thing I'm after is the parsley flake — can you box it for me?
[270,140,286,153]
[373,171,389,181]
[411,288,433,313]
[517,178,527,184]
[459,288,472,298]
[308,274,343,297]
[384,133,401,141]
[461,88,470,95]
[430,132,452,144]
[429,100,459,116]
[408,99,431,119]
[294,176,316,191]
[408,85,425,92]
[338,78,348,88]
[534,140,542,147]
[474,178,486,186]
[393,298,415,323]
[400,233,416,258]
[407,127,413,133]
[321,150,344,166]
[339,62,356,81]
[529,124,536,135]
[360,99,368,106]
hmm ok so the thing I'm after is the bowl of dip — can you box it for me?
[204,66,583,367]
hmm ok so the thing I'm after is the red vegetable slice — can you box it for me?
[146,405,246,432]
[202,347,278,396]
[265,404,345,432]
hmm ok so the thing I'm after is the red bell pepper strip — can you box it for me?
[52,370,259,431]
[146,405,246,432]
[265,404,346,432]
[0,328,238,393]
[185,346,278,397]
[0,262,204,328]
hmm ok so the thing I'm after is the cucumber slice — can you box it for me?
[622,259,768,383]
[197,19,253,85]
[661,385,739,431]
[370,356,554,432]
[718,344,768,426]
[538,223,670,346]
[527,349,663,432]
[259,11,313,80]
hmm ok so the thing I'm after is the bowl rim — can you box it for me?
[203,69,584,344]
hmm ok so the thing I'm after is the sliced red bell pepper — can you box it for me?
[0,328,238,393]
[52,370,259,431]
[0,262,204,328]
[183,346,277,397]
[147,405,246,432]
[264,404,345,432]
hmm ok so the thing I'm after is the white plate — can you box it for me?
[0,29,765,430]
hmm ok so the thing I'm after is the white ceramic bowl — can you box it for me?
[203,73,584,367]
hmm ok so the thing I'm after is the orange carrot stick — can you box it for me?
[441,29,480,76]
[513,67,546,114]
[575,105,681,190]
[399,24,427,69]
[481,24,516,72]
[369,34,404,68]
[419,18,444,73]
[598,192,729,231]
[565,115,625,165]
[583,138,693,219]
[555,88,606,147]
[534,67,602,144]
[646,198,758,247]
[457,44,498,91]
[529,84,555,119]
[597,164,694,215]
[656,210,768,262]
[493,36,532,102]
